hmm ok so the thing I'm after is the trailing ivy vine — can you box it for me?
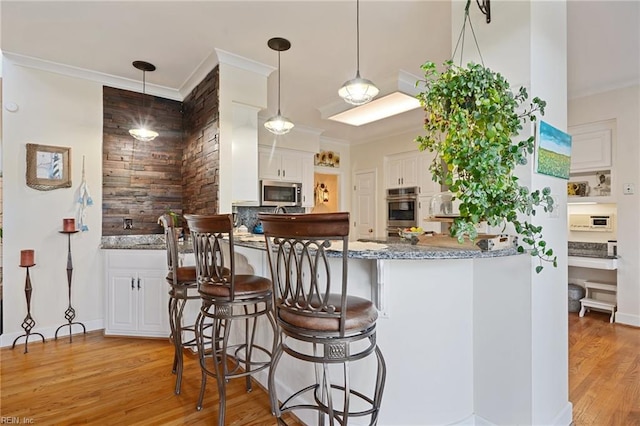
[415,60,557,273]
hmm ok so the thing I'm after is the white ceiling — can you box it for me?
[1,1,638,144]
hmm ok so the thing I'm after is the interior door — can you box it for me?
[354,170,376,240]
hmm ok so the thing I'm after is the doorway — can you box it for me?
[313,173,339,213]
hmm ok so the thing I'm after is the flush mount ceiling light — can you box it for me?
[264,37,294,135]
[129,60,159,142]
[322,70,421,126]
[338,0,379,106]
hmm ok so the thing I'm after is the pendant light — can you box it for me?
[129,60,159,142]
[338,0,379,106]
[264,37,294,135]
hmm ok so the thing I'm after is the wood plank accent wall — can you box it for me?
[102,67,220,236]
[182,67,220,216]
[102,86,184,235]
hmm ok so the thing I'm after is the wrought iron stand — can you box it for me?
[55,230,86,342]
[12,264,45,353]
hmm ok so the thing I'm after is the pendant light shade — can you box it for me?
[265,37,294,135]
[339,0,379,106]
[129,60,159,142]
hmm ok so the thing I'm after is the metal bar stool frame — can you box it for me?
[259,212,386,426]
[159,213,202,395]
[185,214,277,426]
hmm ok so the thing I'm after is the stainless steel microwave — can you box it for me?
[260,180,302,207]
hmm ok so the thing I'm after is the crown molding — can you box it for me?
[214,48,274,77]
[178,50,219,100]
[2,51,182,101]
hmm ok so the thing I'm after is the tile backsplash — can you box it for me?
[234,206,305,233]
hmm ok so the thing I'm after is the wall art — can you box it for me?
[314,150,340,168]
[535,121,572,180]
[26,143,72,191]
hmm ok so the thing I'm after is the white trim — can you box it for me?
[2,51,182,101]
[214,48,274,77]
[178,49,219,100]
[569,78,640,100]
[615,311,640,327]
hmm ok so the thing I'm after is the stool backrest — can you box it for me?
[184,214,235,300]
[158,213,180,285]
[259,212,350,336]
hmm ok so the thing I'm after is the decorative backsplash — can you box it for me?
[234,206,305,233]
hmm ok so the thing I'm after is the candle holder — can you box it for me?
[54,230,86,342]
[12,264,46,353]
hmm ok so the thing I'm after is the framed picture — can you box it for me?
[314,150,340,168]
[26,143,72,191]
[567,181,589,197]
[535,121,572,180]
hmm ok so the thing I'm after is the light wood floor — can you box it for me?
[1,312,638,425]
[569,311,640,425]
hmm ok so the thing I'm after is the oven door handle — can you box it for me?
[386,196,417,202]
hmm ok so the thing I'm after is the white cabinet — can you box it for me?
[570,128,612,172]
[387,154,418,188]
[301,154,315,208]
[104,250,170,337]
[387,150,440,194]
[417,195,442,233]
[259,147,303,182]
[568,121,615,203]
[418,151,441,195]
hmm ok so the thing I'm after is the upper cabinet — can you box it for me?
[386,153,418,189]
[386,150,441,195]
[259,147,303,182]
[568,120,616,203]
[259,146,314,207]
[570,127,612,172]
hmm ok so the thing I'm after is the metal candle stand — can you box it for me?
[12,264,45,353]
[54,230,86,342]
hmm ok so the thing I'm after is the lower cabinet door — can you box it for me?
[106,272,138,335]
[137,270,170,336]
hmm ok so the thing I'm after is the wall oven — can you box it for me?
[260,180,302,207]
[386,187,419,236]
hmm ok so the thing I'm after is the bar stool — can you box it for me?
[184,213,277,425]
[158,213,200,395]
[259,212,386,425]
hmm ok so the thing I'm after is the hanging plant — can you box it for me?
[415,60,557,273]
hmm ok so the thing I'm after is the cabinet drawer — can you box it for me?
[106,250,165,270]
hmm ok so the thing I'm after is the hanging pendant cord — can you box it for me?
[277,51,282,115]
[452,0,485,67]
[356,0,360,74]
[142,70,146,110]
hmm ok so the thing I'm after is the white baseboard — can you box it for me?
[548,401,573,426]
[615,311,640,327]
[0,319,104,348]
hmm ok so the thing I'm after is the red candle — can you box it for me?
[63,218,76,232]
[20,249,35,267]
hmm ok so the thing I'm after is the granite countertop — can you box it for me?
[568,241,617,259]
[101,234,519,261]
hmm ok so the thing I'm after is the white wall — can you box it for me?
[569,85,640,326]
[1,58,104,345]
[350,127,423,236]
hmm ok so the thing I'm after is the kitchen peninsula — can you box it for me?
[102,234,534,425]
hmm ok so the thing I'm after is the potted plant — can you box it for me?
[415,60,557,272]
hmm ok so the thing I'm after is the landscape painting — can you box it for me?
[536,121,572,179]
